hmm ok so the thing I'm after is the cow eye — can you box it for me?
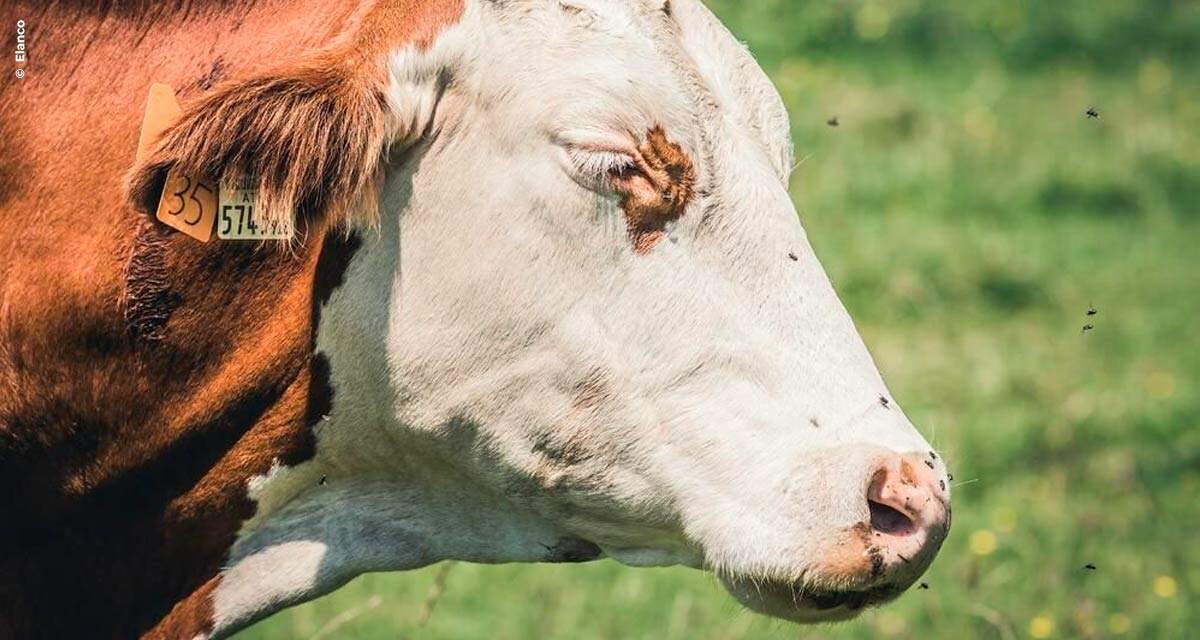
[559,139,641,195]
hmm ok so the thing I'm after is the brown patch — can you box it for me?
[0,1,461,638]
[816,522,877,586]
[616,126,696,254]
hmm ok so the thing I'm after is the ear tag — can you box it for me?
[217,179,292,240]
[137,84,289,242]
[155,170,219,242]
[137,83,218,242]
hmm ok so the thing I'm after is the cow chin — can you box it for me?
[720,574,904,624]
[711,531,916,624]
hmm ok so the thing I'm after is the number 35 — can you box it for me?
[167,176,213,225]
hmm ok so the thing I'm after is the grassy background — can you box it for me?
[238,1,1199,638]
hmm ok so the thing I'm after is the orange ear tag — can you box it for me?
[136,83,218,242]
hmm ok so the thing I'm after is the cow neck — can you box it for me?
[0,217,359,639]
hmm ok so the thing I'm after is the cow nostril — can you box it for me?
[869,499,916,537]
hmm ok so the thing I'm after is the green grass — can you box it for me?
[238,2,1199,638]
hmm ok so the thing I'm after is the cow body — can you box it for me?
[0,1,382,637]
[0,2,950,638]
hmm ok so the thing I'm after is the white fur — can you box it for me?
[206,1,947,636]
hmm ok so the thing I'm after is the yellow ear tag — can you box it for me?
[136,83,218,242]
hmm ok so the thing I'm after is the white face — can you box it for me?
[328,0,950,624]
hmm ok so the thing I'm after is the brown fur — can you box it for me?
[128,57,392,228]
[616,126,697,254]
[816,521,876,587]
[129,0,463,229]
[0,1,461,638]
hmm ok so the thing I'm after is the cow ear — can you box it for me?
[127,54,433,229]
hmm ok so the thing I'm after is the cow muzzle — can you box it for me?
[722,451,951,623]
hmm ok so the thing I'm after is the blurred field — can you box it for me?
[238,1,1199,638]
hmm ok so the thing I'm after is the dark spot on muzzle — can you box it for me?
[868,546,885,579]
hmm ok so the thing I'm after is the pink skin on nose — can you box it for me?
[866,452,951,578]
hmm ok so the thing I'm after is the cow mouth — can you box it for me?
[722,575,904,623]
[801,584,900,611]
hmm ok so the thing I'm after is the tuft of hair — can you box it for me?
[128,55,392,229]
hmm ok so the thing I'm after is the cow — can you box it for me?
[0,0,951,638]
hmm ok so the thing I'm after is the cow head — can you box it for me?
[134,0,949,629]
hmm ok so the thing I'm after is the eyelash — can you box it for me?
[565,146,638,185]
